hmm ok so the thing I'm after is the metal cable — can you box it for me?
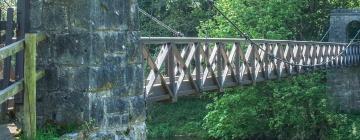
[320,26,331,42]
[208,0,360,67]
[139,8,185,37]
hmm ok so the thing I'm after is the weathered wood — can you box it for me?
[2,8,15,89]
[167,43,176,101]
[140,37,346,45]
[0,40,25,60]
[172,44,199,94]
[15,0,26,105]
[195,43,202,91]
[142,37,360,102]
[0,71,45,104]
[24,33,37,140]
[143,46,174,97]
[235,43,241,84]
[200,44,220,88]
[217,43,224,89]
[1,8,15,117]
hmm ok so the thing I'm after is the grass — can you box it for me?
[16,96,211,139]
[18,123,78,140]
[146,96,211,139]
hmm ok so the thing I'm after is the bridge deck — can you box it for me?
[141,37,359,102]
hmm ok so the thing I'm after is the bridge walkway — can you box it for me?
[141,37,360,102]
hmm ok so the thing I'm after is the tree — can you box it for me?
[139,0,214,37]
[198,0,360,40]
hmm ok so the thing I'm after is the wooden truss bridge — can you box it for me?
[142,37,360,102]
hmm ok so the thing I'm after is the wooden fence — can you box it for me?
[0,33,46,140]
[0,6,29,117]
[141,37,359,102]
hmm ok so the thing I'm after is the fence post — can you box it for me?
[24,33,37,140]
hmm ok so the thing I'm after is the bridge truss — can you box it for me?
[141,37,360,102]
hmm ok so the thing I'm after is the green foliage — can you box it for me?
[199,0,360,40]
[19,123,78,140]
[139,0,214,37]
[204,72,360,140]
[0,0,16,19]
[329,115,360,140]
[147,97,210,139]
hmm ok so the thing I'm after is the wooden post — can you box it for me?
[217,43,224,92]
[168,43,176,102]
[195,43,202,92]
[235,43,241,85]
[24,33,37,140]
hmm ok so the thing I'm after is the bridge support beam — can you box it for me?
[28,0,145,139]
[327,66,360,113]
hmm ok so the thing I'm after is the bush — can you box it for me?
[204,72,360,140]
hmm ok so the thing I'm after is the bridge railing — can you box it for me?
[141,37,359,102]
[0,33,46,140]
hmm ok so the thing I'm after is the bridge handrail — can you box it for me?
[142,37,360,102]
[0,33,46,140]
[140,37,348,45]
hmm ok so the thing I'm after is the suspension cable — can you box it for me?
[320,26,331,42]
[207,0,360,67]
[138,8,185,37]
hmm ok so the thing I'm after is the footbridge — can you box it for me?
[1,0,360,139]
[142,37,360,101]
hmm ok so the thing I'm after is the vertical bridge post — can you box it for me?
[24,33,37,140]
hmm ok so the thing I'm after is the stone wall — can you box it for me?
[327,66,360,113]
[28,0,145,139]
[329,9,360,43]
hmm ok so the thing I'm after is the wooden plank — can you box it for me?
[251,44,257,83]
[255,44,267,79]
[167,43,176,101]
[0,40,25,60]
[140,37,347,45]
[172,44,200,94]
[273,44,282,78]
[1,8,15,89]
[24,33,37,140]
[264,43,270,79]
[200,45,221,89]
[15,0,26,105]
[143,46,174,97]
[1,8,15,116]
[195,43,202,91]
[216,43,224,89]
[0,71,45,104]
[0,80,23,105]
[235,43,241,84]
[220,43,237,84]
[241,44,253,83]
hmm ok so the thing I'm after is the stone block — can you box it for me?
[106,114,129,129]
[129,96,146,122]
[57,66,90,92]
[104,97,129,114]
[53,33,91,65]
[88,66,127,94]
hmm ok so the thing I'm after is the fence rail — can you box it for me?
[141,37,359,102]
[0,33,46,140]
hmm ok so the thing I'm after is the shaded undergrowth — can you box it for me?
[147,96,211,139]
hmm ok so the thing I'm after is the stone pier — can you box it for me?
[28,0,145,139]
[329,9,360,43]
[327,66,360,113]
